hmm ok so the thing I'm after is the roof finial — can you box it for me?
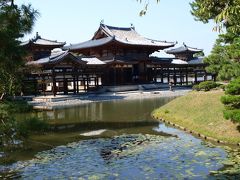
[130,23,135,30]
[100,19,104,25]
[35,32,42,39]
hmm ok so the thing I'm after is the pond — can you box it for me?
[0,97,239,179]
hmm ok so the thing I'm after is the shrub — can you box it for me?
[222,77,240,123]
[223,109,240,123]
[221,95,240,109]
[192,84,200,91]
[225,77,240,95]
[198,81,219,91]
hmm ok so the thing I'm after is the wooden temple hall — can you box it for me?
[22,23,214,95]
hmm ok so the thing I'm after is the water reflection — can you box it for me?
[36,97,175,125]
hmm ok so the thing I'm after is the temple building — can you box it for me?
[64,23,176,86]
[21,32,66,61]
[160,43,213,85]
[23,24,213,95]
[22,34,103,95]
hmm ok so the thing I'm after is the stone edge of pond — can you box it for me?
[151,114,240,147]
[30,89,191,110]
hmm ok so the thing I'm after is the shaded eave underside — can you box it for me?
[64,37,175,52]
[26,51,86,67]
[166,46,203,54]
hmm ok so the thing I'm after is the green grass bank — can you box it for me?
[152,90,240,145]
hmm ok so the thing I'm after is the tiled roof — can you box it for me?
[166,43,203,54]
[100,24,176,47]
[27,49,85,66]
[63,37,114,50]
[64,24,176,51]
[21,33,66,46]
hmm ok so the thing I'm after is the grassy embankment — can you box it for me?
[152,90,240,145]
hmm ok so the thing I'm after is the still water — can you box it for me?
[0,97,235,179]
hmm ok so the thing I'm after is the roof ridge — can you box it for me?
[182,43,202,51]
[186,46,203,51]
[101,23,133,31]
[146,38,176,44]
[39,37,66,44]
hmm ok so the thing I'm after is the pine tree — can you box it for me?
[0,0,38,99]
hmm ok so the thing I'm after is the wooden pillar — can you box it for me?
[63,69,68,95]
[96,76,99,87]
[94,77,97,87]
[180,70,183,85]
[121,65,124,84]
[195,71,198,84]
[73,77,76,94]
[161,67,164,83]
[186,67,188,85]
[83,78,86,92]
[76,75,79,94]
[86,76,89,91]
[63,78,68,95]
[167,67,170,83]
[204,71,207,81]
[42,75,46,96]
[173,67,177,85]
[113,65,117,86]
[52,68,57,96]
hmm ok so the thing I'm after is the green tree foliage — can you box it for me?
[204,37,240,80]
[0,0,38,99]
[190,0,240,80]
[190,0,240,38]
[221,77,240,123]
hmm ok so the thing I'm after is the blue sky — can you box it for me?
[17,0,219,55]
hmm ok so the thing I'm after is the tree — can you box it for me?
[221,77,240,123]
[0,0,38,99]
[204,37,240,80]
[190,0,240,42]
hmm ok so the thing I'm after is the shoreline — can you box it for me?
[152,90,240,147]
[152,115,240,147]
[28,88,191,110]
